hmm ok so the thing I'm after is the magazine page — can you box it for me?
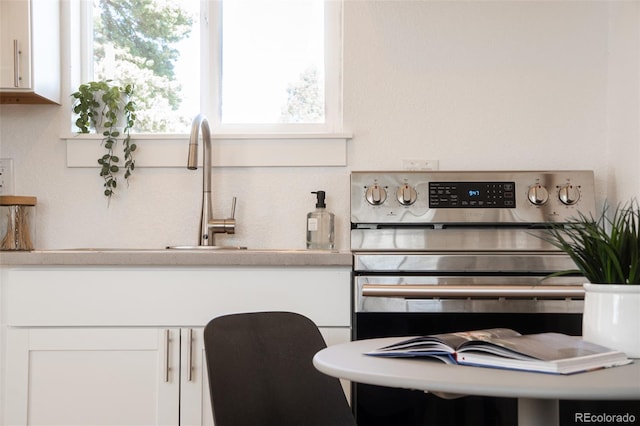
[367,328,521,357]
[441,328,522,349]
[366,336,456,357]
[457,341,631,375]
[457,333,620,361]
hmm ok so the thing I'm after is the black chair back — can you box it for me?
[203,311,356,426]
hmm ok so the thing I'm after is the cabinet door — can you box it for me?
[4,328,181,426]
[179,328,214,426]
[0,0,30,89]
[320,327,352,402]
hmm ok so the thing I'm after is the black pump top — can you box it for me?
[311,191,326,208]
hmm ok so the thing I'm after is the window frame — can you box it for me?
[81,0,344,136]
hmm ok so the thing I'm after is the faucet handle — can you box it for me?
[230,196,237,219]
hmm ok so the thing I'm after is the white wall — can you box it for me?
[0,0,638,251]
[605,1,640,203]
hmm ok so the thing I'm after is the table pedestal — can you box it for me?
[518,398,558,426]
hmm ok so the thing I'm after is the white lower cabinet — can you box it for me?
[0,265,351,426]
[180,328,215,426]
[4,327,215,426]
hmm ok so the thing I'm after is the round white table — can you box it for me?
[313,337,640,426]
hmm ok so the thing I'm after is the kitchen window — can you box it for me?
[85,0,343,135]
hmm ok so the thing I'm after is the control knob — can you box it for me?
[365,184,387,205]
[527,184,549,205]
[396,184,417,206]
[558,184,580,205]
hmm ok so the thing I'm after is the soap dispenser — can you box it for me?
[306,191,335,250]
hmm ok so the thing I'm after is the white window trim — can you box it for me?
[324,0,344,134]
[66,133,350,168]
[64,0,350,168]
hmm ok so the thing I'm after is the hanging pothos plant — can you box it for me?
[71,80,137,200]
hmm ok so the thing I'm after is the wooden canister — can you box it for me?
[0,196,37,250]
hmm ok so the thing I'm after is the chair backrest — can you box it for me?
[203,311,356,426]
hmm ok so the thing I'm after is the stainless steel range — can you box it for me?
[349,170,637,426]
[351,170,595,316]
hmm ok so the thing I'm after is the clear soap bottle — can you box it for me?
[306,191,335,250]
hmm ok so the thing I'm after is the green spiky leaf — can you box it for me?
[541,200,640,284]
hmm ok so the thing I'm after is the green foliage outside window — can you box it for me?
[93,0,194,132]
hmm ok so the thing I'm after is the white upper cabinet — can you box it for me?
[0,0,60,104]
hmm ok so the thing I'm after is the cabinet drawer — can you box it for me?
[3,266,351,327]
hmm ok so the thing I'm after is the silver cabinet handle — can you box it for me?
[362,285,585,299]
[163,329,170,382]
[13,40,20,87]
[186,328,194,382]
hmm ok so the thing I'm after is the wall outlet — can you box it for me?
[0,158,15,195]
[401,158,439,171]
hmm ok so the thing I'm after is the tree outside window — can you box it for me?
[93,0,197,133]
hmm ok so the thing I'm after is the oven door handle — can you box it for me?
[361,285,585,299]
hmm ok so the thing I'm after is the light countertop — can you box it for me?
[0,249,353,267]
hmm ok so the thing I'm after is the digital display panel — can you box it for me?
[429,181,516,208]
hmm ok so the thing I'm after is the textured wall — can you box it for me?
[0,0,637,250]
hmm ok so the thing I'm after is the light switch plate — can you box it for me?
[0,158,15,195]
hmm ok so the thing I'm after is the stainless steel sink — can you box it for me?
[42,247,248,252]
[166,245,248,250]
[46,248,154,252]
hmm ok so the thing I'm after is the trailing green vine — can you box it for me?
[71,80,137,200]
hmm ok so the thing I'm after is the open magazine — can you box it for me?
[366,328,632,375]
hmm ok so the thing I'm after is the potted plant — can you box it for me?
[71,80,137,200]
[543,200,640,357]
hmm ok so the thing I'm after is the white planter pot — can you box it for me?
[583,283,640,358]
[92,91,129,133]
